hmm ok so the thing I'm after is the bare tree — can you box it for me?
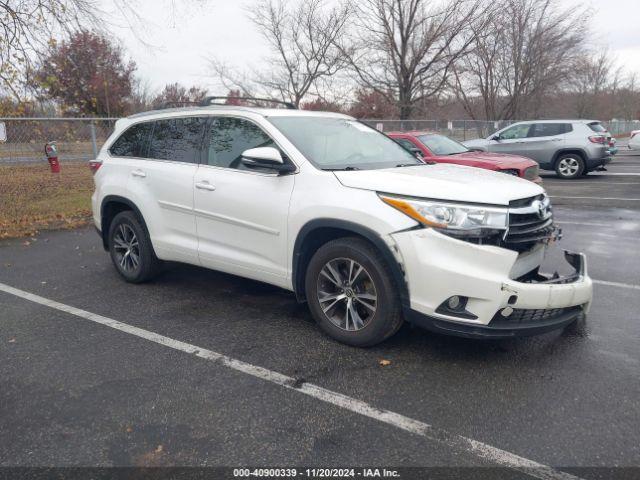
[0,0,99,100]
[451,0,589,120]
[151,82,208,109]
[1,0,211,104]
[342,0,487,120]
[211,0,351,107]
[570,49,620,119]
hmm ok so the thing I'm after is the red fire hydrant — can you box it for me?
[45,141,60,173]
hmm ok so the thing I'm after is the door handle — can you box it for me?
[131,169,146,178]
[195,181,216,191]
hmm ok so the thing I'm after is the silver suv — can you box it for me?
[464,120,612,179]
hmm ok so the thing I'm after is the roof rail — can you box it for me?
[158,101,201,109]
[199,96,297,110]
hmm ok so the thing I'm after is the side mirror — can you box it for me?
[241,147,295,174]
[491,135,501,141]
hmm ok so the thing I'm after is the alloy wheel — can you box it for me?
[558,157,580,177]
[113,224,140,273]
[316,257,377,331]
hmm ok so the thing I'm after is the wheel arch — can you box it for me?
[100,195,153,252]
[292,219,409,307]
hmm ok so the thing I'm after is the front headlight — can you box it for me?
[380,194,508,238]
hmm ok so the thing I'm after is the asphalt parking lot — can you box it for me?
[1,152,639,479]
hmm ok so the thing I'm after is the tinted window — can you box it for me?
[498,124,531,140]
[109,122,153,157]
[588,122,606,133]
[148,117,206,163]
[529,123,572,137]
[418,134,469,155]
[395,138,418,150]
[206,117,277,169]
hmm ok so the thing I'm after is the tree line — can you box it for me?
[1,0,639,121]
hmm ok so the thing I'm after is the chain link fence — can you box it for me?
[0,118,117,164]
[362,119,640,140]
[1,117,637,165]
[360,119,520,140]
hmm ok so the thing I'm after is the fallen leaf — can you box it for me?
[125,426,133,433]
[379,359,391,366]
[154,445,163,453]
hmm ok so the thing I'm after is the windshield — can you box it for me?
[268,117,421,170]
[417,134,469,155]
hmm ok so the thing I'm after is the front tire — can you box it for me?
[304,237,403,347]
[108,211,160,283]
[555,154,585,179]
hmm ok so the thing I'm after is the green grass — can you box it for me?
[0,162,94,239]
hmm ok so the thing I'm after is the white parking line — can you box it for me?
[555,221,611,227]
[593,280,640,291]
[0,281,580,480]
[590,172,640,176]
[545,182,640,185]
[550,196,640,201]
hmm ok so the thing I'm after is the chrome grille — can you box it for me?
[504,195,555,252]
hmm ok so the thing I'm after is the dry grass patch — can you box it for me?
[0,162,94,239]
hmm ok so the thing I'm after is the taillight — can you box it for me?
[588,136,606,144]
[89,160,102,174]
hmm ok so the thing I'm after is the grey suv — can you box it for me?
[464,120,612,179]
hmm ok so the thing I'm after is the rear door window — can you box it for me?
[109,122,153,157]
[148,117,206,163]
[529,123,572,137]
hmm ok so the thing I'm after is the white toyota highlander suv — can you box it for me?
[91,98,593,346]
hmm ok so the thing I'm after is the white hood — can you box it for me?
[333,164,543,206]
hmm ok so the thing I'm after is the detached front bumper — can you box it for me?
[392,228,593,338]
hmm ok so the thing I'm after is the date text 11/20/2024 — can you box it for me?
[233,468,400,478]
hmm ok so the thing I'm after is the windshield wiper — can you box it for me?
[324,166,361,171]
[395,163,425,167]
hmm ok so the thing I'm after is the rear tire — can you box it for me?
[108,211,160,283]
[555,154,585,179]
[304,237,403,347]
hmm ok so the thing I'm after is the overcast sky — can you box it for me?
[109,0,640,93]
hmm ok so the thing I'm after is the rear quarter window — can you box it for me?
[587,122,606,133]
[109,122,153,157]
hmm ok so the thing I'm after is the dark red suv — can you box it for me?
[388,131,542,184]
